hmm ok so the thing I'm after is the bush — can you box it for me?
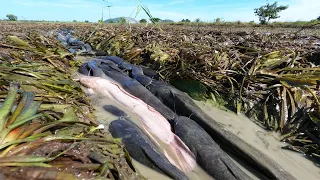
[139,19,147,23]
[6,14,18,21]
[181,19,191,22]
[214,18,222,23]
[119,17,127,24]
[150,17,161,23]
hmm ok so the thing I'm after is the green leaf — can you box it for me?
[7,36,31,48]
[0,83,19,131]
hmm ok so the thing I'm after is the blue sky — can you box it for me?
[0,0,319,22]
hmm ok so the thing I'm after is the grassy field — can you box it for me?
[0,21,319,170]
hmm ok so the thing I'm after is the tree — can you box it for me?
[195,18,201,22]
[139,19,147,23]
[119,17,127,24]
[150,17,161,23]
[254,1,288,24]
[317,16,320,21]
[6,14,18,21]
[214,18,222,23]
[181,19,190,22]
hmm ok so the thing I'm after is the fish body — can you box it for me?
[84,61,177,121]
[175,116,252,180]
[80,76,196,172]
[145,77,296,180]
[103,105,128,118]
[109,119,189,180]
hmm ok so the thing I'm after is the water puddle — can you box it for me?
[131,159,171,180]
[194,100,320,180]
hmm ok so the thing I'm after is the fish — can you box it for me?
[80,58,295,180]
[103,60,154,86]
[84,43,92,52]
[79,75,197,172]
[105,56,124,65]
[131,65,144,76]
[129,65,153,86]
[141,66,160,80]
[109,119,189,180]
[83,60,177,121]
[102,61,153,86]
[57,33,67,42]
[103,105,128,118]
[133,75,153,86]
[78,63,90,75]
[87,60,108,77]
[105,56,132,70]
[145,78,296,180]
[98,60,123,73]
[174,116,252,180]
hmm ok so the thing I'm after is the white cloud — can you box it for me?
[277,0,320,21]
[13,0,99,8]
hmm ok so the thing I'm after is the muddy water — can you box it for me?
[79,84,213,180]
[194,100,320,180]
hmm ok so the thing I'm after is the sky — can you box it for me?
[0,0,319,22]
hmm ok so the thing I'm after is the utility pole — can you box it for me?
[101,7,104,22]
[107,5,113,19]
[101,0,112,23]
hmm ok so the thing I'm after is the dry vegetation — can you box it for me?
[0,21,143,180]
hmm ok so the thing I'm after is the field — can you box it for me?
[0,21,319,178]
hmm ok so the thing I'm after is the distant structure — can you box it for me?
[104,17,138,23]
